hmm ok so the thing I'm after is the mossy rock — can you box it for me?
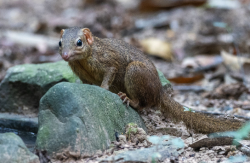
[0,132,39,163]
[0,61,77,115]
[36,82,146,156]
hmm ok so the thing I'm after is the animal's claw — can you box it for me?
[118,92,130,108]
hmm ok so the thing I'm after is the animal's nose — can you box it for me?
[62,52,70,61]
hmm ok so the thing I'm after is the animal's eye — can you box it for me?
[59,41,62,47]
[77,39,82,46]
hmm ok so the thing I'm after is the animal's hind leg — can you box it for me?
[122,61,161,110]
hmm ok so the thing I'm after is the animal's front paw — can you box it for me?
[100,84,109,90]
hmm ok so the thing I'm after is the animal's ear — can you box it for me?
[60,29,65,38]
[82,28,94,45]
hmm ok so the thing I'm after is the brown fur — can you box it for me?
[59,27,244,134]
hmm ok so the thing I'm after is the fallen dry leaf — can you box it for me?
[140,37,173,60]
[221,50,250,72]
[168,73,204,84]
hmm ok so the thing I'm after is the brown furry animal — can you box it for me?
[59,27,243,134]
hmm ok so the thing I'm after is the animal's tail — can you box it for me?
[160,91,244,134]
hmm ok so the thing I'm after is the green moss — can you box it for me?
[8,61,78,85]
[0,133,39,162]
[54,61,79,83]
[126,123,138,140]
[36,126,50,146]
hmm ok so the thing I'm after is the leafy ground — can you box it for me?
[1,0,250,162]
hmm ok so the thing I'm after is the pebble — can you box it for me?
[200,147,206,151]
[123,148,128,151]
[143,140,148,146]
[114,141,121,146]
[119,135,127,143]
[189,154,195,157]
[217,155,224,158]
[184,137,193,144]
[208,153,214,157]
[96,150,103,157]
[218,151,225,155]
[206,150,214,154]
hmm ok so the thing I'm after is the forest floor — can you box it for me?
[1,0,250,162]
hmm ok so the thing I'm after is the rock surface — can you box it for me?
[0,113,38,133]
[36,82,146,157]
[101,145,180,163]
[0,132,39,163]
[0,61,77,115]
[100,136,184,163]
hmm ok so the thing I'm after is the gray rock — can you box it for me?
[36,82,146,156]
[0,132,39,163]
[0,61,77,115]
[100,136,184,162]
[0,113,38,133]
[100,143,183,163]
